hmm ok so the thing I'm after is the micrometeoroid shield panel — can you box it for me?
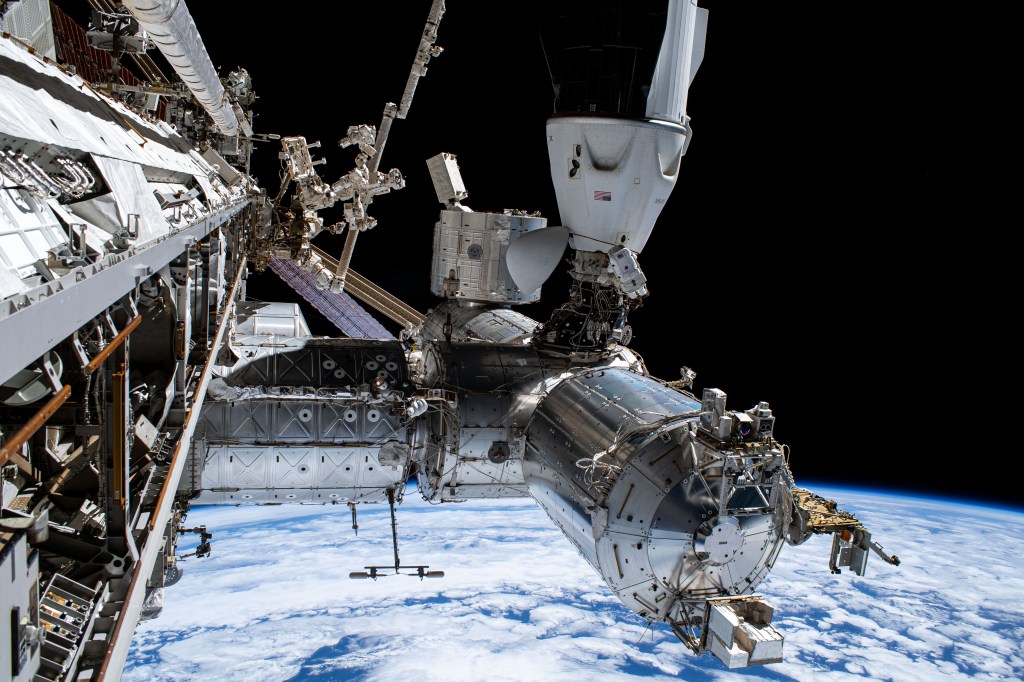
[430,210,548,304]
[523,368,787,626]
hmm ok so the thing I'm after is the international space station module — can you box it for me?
[0,1,900,679]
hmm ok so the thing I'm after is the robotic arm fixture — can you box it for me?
[257,0,446,293]
[265,130,405,290]
[194,1,903,673]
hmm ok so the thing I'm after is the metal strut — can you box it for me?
[787,487,900,576]
[348,501,359,536]
[388,487,400,573]
[328,0,446,293]
[348,487,445,581]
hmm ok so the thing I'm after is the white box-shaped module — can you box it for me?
[426,152,467,205]
[430,209,548,304]
[705,596,784,668]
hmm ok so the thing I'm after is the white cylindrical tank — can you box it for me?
[121,0,240,136]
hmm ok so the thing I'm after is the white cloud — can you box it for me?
[124,487,1024,681]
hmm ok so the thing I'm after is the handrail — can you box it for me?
[1,314,142,472]
[94,256,246,681]
[0,386,71,474]
[86,315,143,375]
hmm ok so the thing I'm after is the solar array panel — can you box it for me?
[269,256,394,339]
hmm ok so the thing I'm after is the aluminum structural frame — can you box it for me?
[0,201,250,386]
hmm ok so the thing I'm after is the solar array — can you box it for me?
[269,256,394,339]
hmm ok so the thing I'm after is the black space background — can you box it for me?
[60,3,1000,505]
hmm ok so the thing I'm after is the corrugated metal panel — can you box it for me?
[1,0,56,58]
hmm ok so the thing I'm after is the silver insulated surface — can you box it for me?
[192,339,413,504]
[430,210,547,303]
[523,368,787,623]
[417,342,557,501]
[418,301,539,344]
